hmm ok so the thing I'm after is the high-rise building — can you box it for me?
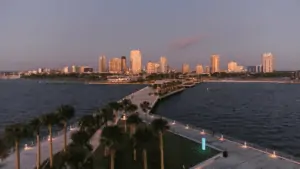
[109,58,122,73]
[71,65,80,73]
[160,56,167,73]
[146,61,156,74]
[130,50,142,74]
[262,53,274,73]
[210,55,220,73]
[121,56,127,72]
[228,61,238,72]
[182,64,190,74]
[205,66,210,74]
[62,66,69,73]
[196,64,204,74]
[98,56,107,73]
[79,66,93,73]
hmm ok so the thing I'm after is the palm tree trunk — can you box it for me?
[63,121,67,152]
[143,149,148,169]
[133,149,137,161]
[124,120,127,132]
[36,134,41,169]
[110,150,115,169]
[48,125,53,168]
[159,131,164,169]
[15,141,20,169]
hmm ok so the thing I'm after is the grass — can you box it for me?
[92,122,220,169]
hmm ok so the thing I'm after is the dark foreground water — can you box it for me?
[154,82,300,157]
[0,80,144,133]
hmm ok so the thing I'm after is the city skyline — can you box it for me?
[1,1,300,71]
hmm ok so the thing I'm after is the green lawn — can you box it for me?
[92,123,220,169]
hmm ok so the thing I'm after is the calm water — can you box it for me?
[155,82,300,157]
[0,80,144,133]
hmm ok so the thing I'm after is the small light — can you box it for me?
[200,130,205,135]
[242,142,247,148]
[219,135,224,141]
[270,151,277,158]
[172,121,176,125]
[185,125,189,129]
[24,144,32,150]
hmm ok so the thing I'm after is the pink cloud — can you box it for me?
[170,35,202,50]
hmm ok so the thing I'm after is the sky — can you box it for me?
[1,0,300,71]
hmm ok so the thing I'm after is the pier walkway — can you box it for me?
[131,86,300,169]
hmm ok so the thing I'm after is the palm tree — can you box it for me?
[133,126,154,169]
[101,126,123,169]
[62,144,89,169]
[100,107,114,126]
[151,118,170,169]
[5,123,30,169]
[78,115,96,131]
[140,101,151,121]
[127,114,142,161]
[29,118,42,169]
[40,113,59,168]
[70,130,92,151]
[0,138,9,162]
[108,101,122,121]
[55,105,75,152]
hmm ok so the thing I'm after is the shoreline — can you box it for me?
[204,79,297,84]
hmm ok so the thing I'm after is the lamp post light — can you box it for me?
[121,114,127,132]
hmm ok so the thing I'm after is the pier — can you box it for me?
[1,86,300,169]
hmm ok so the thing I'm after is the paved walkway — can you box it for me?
[131,86,300,169]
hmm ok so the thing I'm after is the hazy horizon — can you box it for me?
[1,0,300,71]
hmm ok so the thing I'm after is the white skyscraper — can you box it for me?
[160,56,167,73]
[98,55,107,73]
[130,50,142,74]
[262,53,274,73]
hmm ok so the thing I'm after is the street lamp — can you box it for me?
[121,114,127,132]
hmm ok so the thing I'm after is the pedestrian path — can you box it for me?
[131,86,300,169]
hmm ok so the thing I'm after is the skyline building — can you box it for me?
[262,53,274,73]
[182,63,190,74]
[98,55,107,73]
[210,55,220,73]
[130,50,142,74]
[196,64,204,74]
[160,56,167,73]
[109,58,122,73]
[121,56,127,72]
[205,66,210,74]
[146,61,156,74]
[228,61,238,72]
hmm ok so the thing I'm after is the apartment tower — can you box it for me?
[210,55,220,73]
[130,50,142,74]
[262,53,274,73]
[98,56,107,73]
[160,56,167,73]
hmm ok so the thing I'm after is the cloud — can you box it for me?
[169,35,202,51]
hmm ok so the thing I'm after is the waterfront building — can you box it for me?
[182,63,190,74]
[262,53,274,73]
[121,56,127,73]
[195,64,204,74]
[71,65,80,73]
[205,66,210,74]
[98,55,107,73]
[130,50,142,74]
[210,55,220,73]
[62,66,69,73]
[228,61,238,72]
[109,58,122,73]
[228,61,244,72]
[79,66,93,73]
[247,66,257,73]
[146,61,160,74]
[160,56,167,73]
